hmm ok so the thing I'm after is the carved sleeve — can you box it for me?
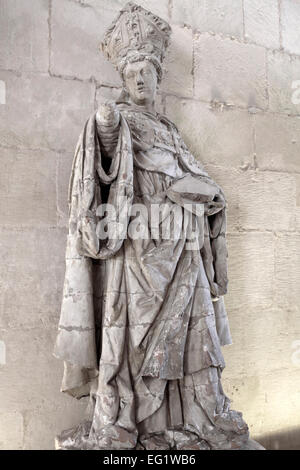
[95,113,120,158]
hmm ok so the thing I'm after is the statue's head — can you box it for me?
[122,59,158,106]
[100,2,171,106]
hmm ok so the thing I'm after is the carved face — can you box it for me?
[123,60,158,106]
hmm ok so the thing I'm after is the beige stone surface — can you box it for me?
[244,0,280,49]
[160,25,193,97]
[0,0,299,450]
[268,51,300,115]
[237,171,296,231]
[222,369,300,446]
[50,0,121,84]
[166,96,255,168]
[0,228,66,330]
[193,34,268,109]
[83,0,170,22]
[254,112,300,173]
[0,0,49,73]
[281,0,300,56]
[226,232,274,311]
[0,148,57,227]
[0,70,95,152]
[0,411,23,450]
[274,234,300,310]
[171,0,243,39]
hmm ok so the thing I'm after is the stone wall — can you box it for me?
[0,0,300,450]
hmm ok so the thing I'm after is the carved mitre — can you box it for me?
[100,2,172,81]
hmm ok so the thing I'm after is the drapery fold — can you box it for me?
[54,110,231,399]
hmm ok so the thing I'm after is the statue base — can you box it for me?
[54,422,265,450]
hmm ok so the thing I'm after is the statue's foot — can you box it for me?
[176,438,210,450]
[139,433,171,450]
[165,430,210,450]
[90,424,137,450]
[55,421,92,450]
[55,422,137,450]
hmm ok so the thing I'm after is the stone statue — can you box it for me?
[54,2,263,450]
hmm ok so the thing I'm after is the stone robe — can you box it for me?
[54,103,249,450]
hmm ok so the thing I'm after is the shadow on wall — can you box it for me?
[257,427,300,450]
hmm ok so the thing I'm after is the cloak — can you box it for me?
[54,110,232,399]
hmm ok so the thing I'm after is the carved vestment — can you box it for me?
[54,104,250,449]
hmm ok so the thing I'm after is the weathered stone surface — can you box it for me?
[205,167,296,232]
[51,0,121,85]
[0,0,49,73]
[238,171,296,231]
[221,373,264,435]
[0,70,95,152]
[274,234,300,310]
[0,411,23,450]
[160,25,193,97]
[222,369,300,444]
[0,148,57,227]
[23,401,87,450]
[166,96,254,168]
[224,307,300,379]
[281,0,300,56]
[295,175,300,232]
[171,0,243,39]
[0,228,66,329]
[254,112,300,173]
[226,232,274,311]
[0,328,68,408]
[268,51,300,115]
[244,0,280,49]
[83,0,170,22]
[193,34,267,109]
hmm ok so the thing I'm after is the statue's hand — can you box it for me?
[96,100,120,129]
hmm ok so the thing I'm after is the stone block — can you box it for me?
[254,112,300,173]
[165,96,255,168]
[226,232,274,311]
[0,0,49,72]
[23,400,87,450]
[238,170,296,231]
[256,369,300,439]
[51,0,121,85]
[222,369,300,441]
[295,175,300,231]
[281,0,300,56]
[205,167,295,232]
[244,0,280,49]
[0,148,57,227]
[0,411,23,450]
[0,71,95,152]
[0,328,67,408]
[229,307,300,377]
[83,0,170,22]
[160,25,193,97]
[193,33,267,109]
[268,51,300,115]
[171,0,243,39]
[0,228,67,329]
[274,233,300,310]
